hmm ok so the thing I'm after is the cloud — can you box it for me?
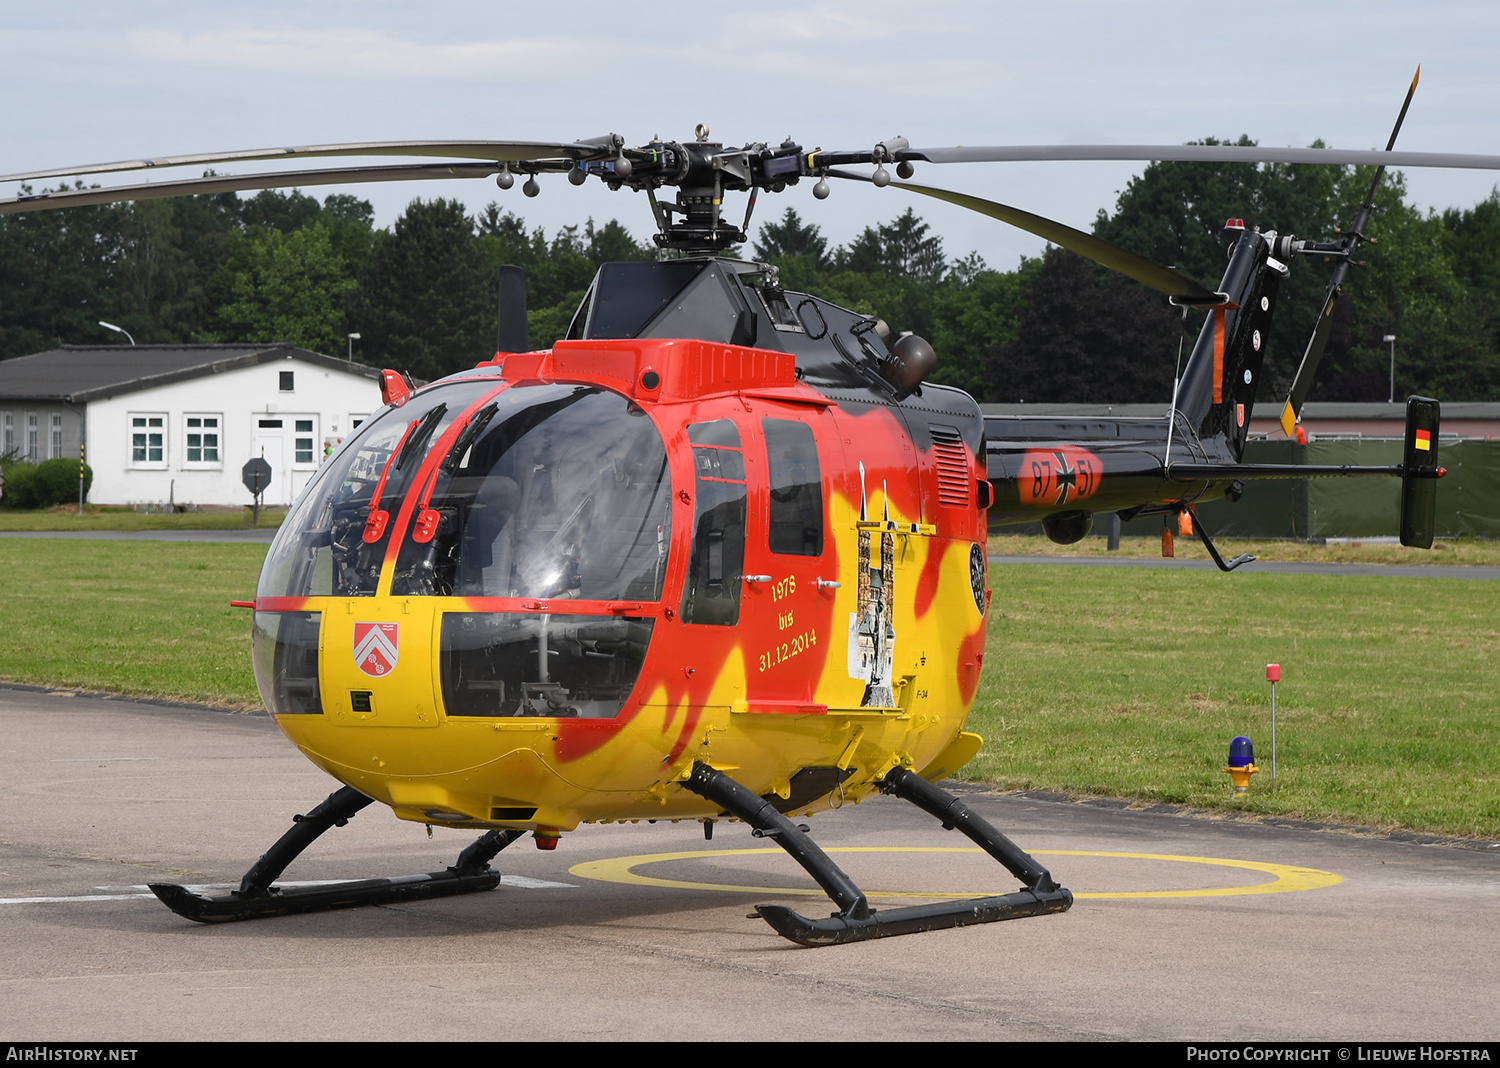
[725,6,893,43]
[122,27,579,79]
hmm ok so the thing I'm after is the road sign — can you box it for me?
[242,457,272,496]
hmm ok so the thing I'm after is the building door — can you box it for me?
[252,424,288,506]
[254,415,320,506]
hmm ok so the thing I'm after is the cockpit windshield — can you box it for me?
[392,384,672,599]
[259,379,672,602]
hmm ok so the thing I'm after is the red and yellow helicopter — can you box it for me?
[0,74,1472,945]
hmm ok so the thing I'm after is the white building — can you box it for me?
[0,344,384,507]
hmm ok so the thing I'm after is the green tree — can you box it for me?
[240,190,323,234]
[586,218,653,266]
[1092,138,1341,397]
[1328,176,1499,400]
[753,208,831,270]
[1440,191,1500,368]
[320,194,379,280]
[0,189,125,357]
[113,199,195,343]
[929,253,1039,398]
[353,198,492,379]
[987,247,1182,404]
[838,208,946,284]
[211,223,356,353]
[157,188,244,343]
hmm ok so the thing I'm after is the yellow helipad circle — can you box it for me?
[569,847,1341,900]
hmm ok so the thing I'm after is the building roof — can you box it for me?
[0,344,383,404]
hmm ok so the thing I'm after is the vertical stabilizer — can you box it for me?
[1174,229,1284,461]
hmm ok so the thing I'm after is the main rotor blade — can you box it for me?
[909,144,1500,171]
[829,171,1224,305]
[0,162,503,215]
[0,139,608,186]
[1277,68,1421,437]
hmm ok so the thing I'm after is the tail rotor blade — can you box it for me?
[1279,278,1343,437]
[1278,67,1419,436]
[1383,66,1422,155]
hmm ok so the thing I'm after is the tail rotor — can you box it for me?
[1277,67,1421,438]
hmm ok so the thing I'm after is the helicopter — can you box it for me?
[0,72,1474,946]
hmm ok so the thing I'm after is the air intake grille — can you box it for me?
[929,425,972,507]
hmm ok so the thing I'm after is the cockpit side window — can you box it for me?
[258,387,475,598]
[680,419,746,626]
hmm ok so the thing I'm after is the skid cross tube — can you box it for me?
[683,762,1071,946]
[149,787,523,923]
[684,762,870,919]
[878,768,1062,892]
[238,786,374,896]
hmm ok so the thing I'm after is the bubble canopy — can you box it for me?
[258,379,673,602]
[254,378,673,722]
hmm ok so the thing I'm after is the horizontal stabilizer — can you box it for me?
[1168,462,1413,481]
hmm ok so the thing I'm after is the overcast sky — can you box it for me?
[4,1,1499,271]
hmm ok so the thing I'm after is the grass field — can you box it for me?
[0,539,267,708]
[989,532,1500,567]
[0,504,285,531]
[2,536,1495,837]
[965,562,1500,838]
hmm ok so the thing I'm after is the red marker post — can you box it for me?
[1266,664,1281,791]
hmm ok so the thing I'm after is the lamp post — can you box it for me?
[347,332,361,362]
[1383,334,1397,403]
[99,320,135,345]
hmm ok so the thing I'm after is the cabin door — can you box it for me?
[737,401,848,712]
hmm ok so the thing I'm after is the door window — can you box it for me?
[681,419,746,626]
[763,418,823,556]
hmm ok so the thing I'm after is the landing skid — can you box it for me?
[682,763,1072,946]
[149,786,523,924]
[1176,505,1257,572]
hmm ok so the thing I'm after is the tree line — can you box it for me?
[3,144,1498,402]
[0,187,655,383]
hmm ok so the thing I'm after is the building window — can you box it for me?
[50,414,63,459]
[279,371,295,392]
[2,412,13,457]
[185,415,221,465]
[26,413,38,462]
[294,418,316,465]
[130,414,166,467]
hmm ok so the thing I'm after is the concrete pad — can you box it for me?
[1,688,1495,1041]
